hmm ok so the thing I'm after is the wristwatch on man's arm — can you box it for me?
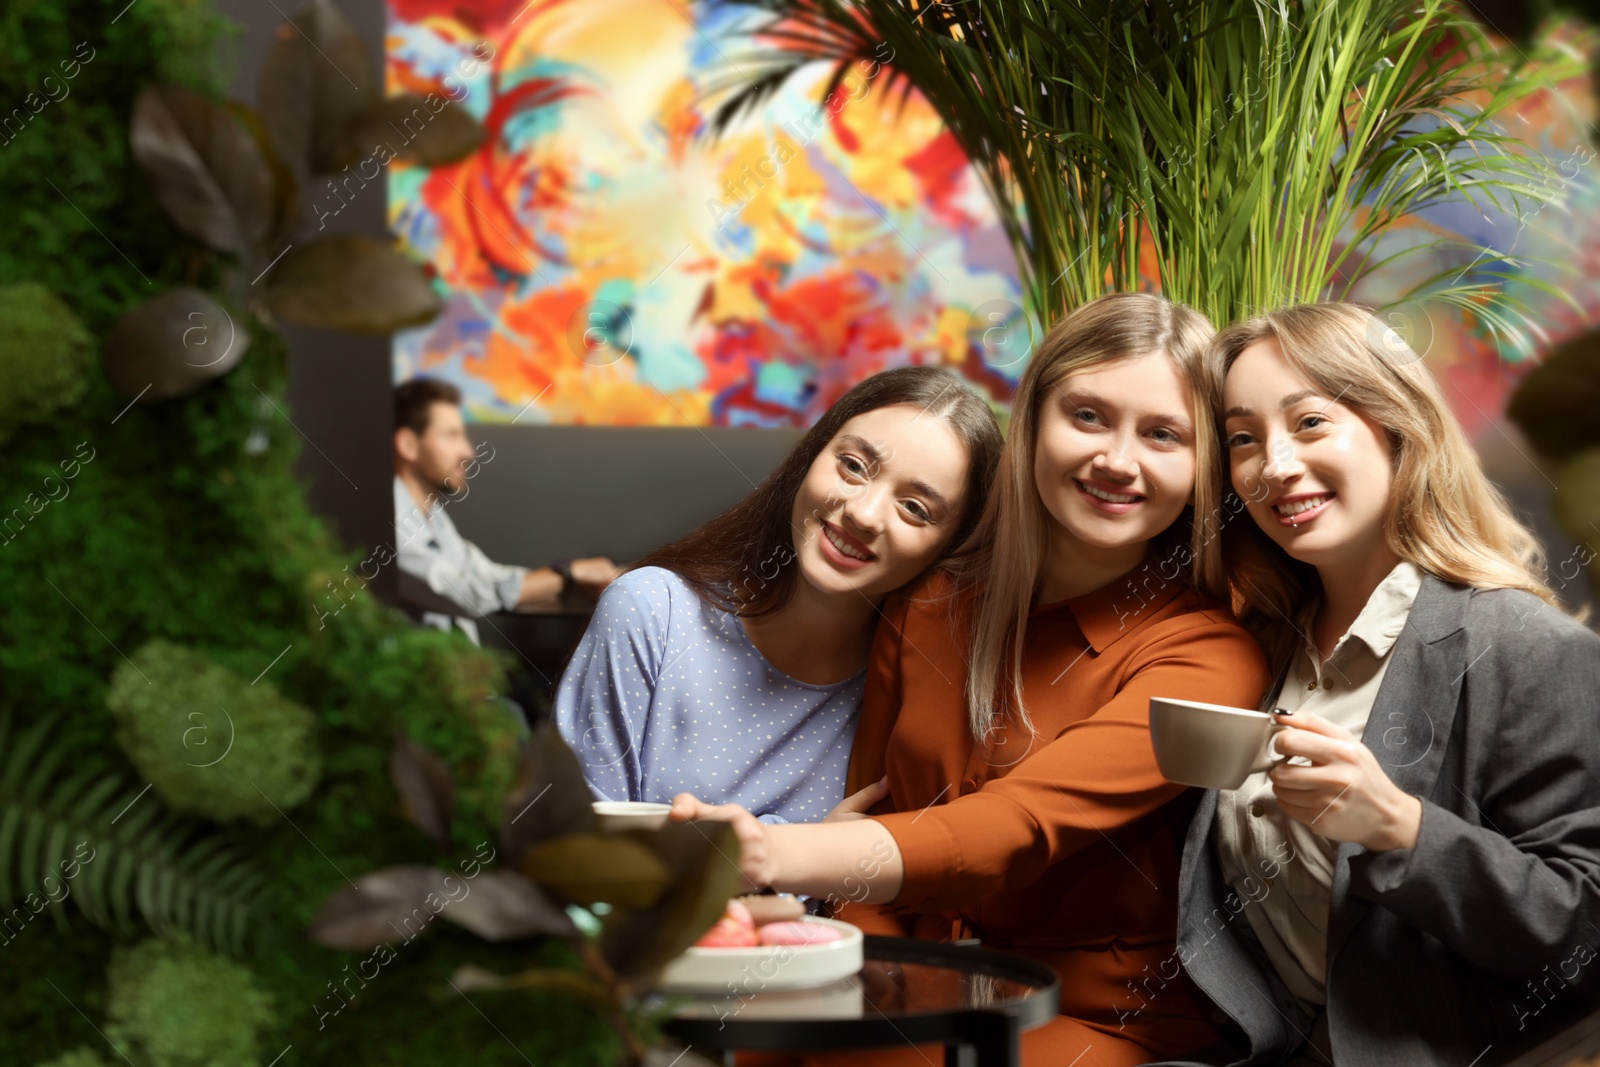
[550,559,574,596]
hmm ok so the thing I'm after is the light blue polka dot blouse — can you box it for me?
[554,566,864,825]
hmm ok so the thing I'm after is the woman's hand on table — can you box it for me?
[1269,710,1422,851]
[670,793,776,891]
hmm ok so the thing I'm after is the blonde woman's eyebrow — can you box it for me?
[1065,389,1191,432]
[1061,389,1106,409]
[1224,388,1321,420]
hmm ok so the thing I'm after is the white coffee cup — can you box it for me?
[593,800,672,832]
[1149,697,1289,790]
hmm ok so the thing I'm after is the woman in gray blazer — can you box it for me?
[1156,303,1600,1067]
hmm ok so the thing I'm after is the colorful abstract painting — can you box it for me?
[386,0,1026,427]
[388,2,1597,436]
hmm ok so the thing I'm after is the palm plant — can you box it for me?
[713,0,1582,334]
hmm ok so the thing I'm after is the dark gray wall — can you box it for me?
[446,424,801,566]
[214,0,797,579]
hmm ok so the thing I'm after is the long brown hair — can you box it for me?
[635,367,1003,617]
[958,292,1220,740]
[1207,302,1558,678]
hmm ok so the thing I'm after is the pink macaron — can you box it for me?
[756,921,843,947]
[695,915,760,948]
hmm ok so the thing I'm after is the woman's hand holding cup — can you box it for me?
[1267,710,1422,852]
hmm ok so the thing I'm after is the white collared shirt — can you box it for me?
[392,475,527,644]
[1214,561,1425,1005]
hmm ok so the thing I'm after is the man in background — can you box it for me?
[393,378,621,645]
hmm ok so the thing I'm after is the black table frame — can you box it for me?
[661,935,1061,1067]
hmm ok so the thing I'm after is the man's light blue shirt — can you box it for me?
[392,474,527,644]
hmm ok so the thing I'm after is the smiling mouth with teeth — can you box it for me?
[1077,480,1143,505]
[1274,493,1332,517]
[823,524,874,562]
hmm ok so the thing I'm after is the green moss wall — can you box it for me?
[0,2,617,1062]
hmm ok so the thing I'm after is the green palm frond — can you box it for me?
[0,713,271,956]
[1155,0,1581,336]
[718,0,1585,333]
[714,0,1189,317]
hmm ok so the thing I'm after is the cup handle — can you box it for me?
[1249,722,1290,775]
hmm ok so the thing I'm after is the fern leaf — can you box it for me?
[0,713,271,955]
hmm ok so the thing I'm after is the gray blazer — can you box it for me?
[1158,577,1600,1067]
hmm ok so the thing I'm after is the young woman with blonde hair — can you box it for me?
[675,291,1272,1067]
[1164,302,1600,1066]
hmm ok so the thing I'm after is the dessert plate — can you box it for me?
[658,917,863,994]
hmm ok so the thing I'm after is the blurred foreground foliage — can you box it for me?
[0,1,616,1063]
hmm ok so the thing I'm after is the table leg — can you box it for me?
[952,1010,1022,1067]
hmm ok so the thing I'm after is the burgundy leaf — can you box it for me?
[522,832,673,909]
[226,100,300,243]
[599,821,743,984]
[258,18,316,184]
[102,288,251,402]
[499,723,597,868]
[262,235,441,333]
[388,736,455,849]
[306,865,450,951]
[305,0,377,170]
[439,871,578,941]
[350,92,485,167]
[259,0,378,176]
[130,85,274,257]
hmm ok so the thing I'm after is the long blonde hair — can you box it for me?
[1208,302,1558,677]
[956,292,1220,741]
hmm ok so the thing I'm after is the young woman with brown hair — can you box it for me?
[674,292,1272,1066]
[554,367,1002,824]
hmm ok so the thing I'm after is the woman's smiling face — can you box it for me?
[1222,337,1396,570]
[1033,351,1198,567]
[789,403,971,602]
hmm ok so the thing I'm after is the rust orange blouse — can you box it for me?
[841,564,1270,1058]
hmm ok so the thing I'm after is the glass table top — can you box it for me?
[662,942,1052,1023]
